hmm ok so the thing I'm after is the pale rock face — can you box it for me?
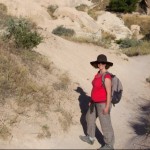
[53,7,102,41]
[96,12,132,40]
[45,0,92,7]
[145,0,150,15]
[130,25,140,38]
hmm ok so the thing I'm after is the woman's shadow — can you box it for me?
[75,86,105,146]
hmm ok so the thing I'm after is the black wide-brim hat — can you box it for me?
[90,54,113,68]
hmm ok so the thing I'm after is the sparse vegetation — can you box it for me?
[88,7,99,20]
[116,38,141,49]
[79,0,110,20]
[58,108,73,131]
[53,73,71,91]
[107,0,139,13]
[0,125,11,140]
[121,14,150,35]
[75,4,89,12]
[122,40,150,56]
[4,18,43,49]
[37,125,51,139]
[47,5,58,19]
[0,13,76,139]
[0,3,7,14]
[52,25,75,37]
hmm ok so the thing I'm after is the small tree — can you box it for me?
[107,0,139,13]
[6,18,43,49]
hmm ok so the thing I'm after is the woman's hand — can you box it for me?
[88,102,91,106]
[103,107,109,115]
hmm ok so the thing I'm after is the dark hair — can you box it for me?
[105,64,110,69]
[98,62,110,69]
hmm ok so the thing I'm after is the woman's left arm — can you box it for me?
[103,78,112,114]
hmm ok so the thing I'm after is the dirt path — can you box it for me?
[35,35,150,149]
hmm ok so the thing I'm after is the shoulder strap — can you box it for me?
[102,72,110,88]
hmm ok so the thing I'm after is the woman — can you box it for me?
[80,54,115,149]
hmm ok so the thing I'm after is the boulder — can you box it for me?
[130,25,140,39]
[96,12,132,40]
[144,0,150,14]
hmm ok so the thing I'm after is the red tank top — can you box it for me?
[91,73,111,103]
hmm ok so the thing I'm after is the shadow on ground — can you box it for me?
[75,86,105,146]
[129,99,150,149]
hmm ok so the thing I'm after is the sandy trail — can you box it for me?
[35,35,150,149]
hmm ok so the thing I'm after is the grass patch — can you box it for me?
[0,12,76,138]
[0,48,29,101]
[116,38,141,49]
[66,32,113,48]
[53,72,71,91]
[58,108,73,132]
[122,40,150,56]
[52,25,75,37]
[121,14,150,35]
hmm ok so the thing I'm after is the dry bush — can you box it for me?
[53,73,70,91]
[58,108,73,131]
[88,6,100,20]
[0,38,75,137]
[88,0,110,20]
[0,13,77,139]
[101,31,116,47]
[0,124,11,140]
[0,3,7,14]
[69,35,112,48]
[123,41,150,56]
[121,14,150,35]
[75,4,89,12]
[37,125,51,139]
[52,25,75,37]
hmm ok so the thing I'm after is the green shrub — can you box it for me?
[5,18,42,49]
[52,25,75,37]
[107,0,139,13]
[116,38,141,48]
